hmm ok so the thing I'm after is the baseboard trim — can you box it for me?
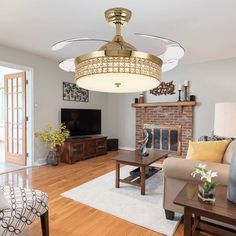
[119,146,136,151]
[33,159,47,166]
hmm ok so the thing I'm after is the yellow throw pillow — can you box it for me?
[186,140,230,163]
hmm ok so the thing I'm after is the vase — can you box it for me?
[47,149,60,166]
[198,184,216,203]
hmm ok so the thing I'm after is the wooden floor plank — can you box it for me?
[0,150,184,236]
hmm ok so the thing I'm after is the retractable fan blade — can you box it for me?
[51,38,110,51]
[135,33,185,72]
[59,58,75,72]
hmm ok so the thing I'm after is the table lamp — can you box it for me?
[214,102,236,203]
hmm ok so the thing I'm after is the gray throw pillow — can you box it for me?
[223,140,236,164]
[0,190,10,210]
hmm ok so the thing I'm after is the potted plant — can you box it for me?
[191,164,218,203]
[35,124,70,166]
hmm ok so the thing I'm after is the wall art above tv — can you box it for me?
[63,81,89,102]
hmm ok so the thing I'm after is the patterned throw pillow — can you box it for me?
[0,190,9,210]
[198,134,235,142]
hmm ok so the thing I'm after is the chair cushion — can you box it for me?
[223,140,236,164]
[186,140,230,163]
[0,190,9,210]
[0,186,48,236]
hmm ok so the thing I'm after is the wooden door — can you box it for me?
[4,72,26,165]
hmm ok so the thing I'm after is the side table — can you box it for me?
[174,183,236,236]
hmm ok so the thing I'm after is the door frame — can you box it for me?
[0,60,34,166]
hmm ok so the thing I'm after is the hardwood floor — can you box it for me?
[0,150,184,236]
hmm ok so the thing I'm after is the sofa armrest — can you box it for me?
[163,158,229,186]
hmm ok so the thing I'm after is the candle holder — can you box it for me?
[178,90,182,102]
[184,85,189,101]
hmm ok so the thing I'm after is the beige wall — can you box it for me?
[0,45,108,164]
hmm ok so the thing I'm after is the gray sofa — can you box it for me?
[162,139,235,220]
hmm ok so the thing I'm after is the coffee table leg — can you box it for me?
[184,207,192,236]
[115,162,120,188]
[141,166,146,195]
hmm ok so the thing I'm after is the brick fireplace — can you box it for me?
[133,102,195,157]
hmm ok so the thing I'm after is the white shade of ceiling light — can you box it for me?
[77,73,160,93]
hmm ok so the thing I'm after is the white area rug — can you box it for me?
[62,166,181,236]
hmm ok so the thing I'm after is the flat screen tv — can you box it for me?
[61,108,101,137]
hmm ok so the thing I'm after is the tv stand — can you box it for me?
[60,135,107,164]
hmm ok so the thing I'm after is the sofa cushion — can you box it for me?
[223,140,236,164]
[186,140,230,163]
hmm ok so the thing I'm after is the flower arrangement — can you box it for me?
[191,164,218,202]
[35,124,70,149]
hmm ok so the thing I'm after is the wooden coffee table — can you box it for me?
[112,149,169,195]
[174,183,236,236]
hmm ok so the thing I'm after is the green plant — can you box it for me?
[191,164,218,192]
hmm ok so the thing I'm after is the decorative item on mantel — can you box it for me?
[177,80,192,102]
[177,84,182,102]
[191,163,218,203]
[184,80,189,101]
[214,102,236,203]
[138,92,145,103]
[190,95,196,101]
[150,81,175,96]
[35,124,70,166]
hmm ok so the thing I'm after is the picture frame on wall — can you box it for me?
[63,81,89,102]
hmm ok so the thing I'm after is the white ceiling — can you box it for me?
[0,0,236,65]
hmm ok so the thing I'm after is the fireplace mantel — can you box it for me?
[132,101,196,108]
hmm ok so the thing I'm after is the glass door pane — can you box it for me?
[4,72,26,165]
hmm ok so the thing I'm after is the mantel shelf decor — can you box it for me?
[150,81,175,96]
[132,101,196,108]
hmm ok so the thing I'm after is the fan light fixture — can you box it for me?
[53,8,185,93]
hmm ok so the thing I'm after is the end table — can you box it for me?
[174,183,236,236]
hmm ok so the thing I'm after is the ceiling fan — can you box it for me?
[51,8,185,93]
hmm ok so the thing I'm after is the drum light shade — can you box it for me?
[75,51,162,93]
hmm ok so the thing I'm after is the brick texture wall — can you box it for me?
[136,106,193,157]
